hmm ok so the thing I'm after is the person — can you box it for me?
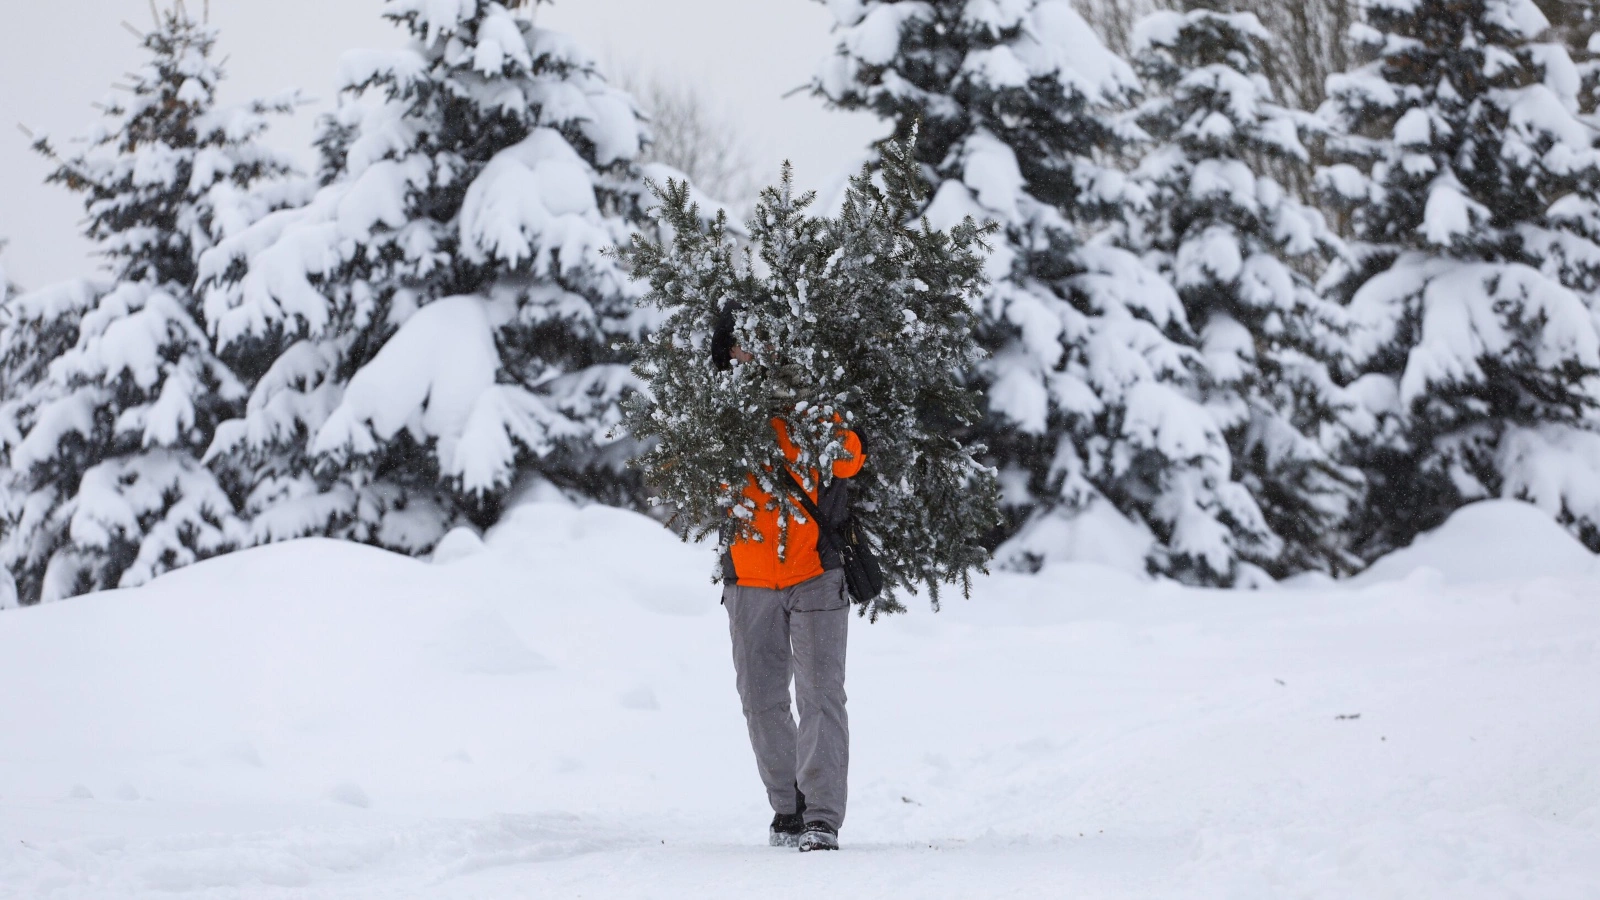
[712,307,863,852]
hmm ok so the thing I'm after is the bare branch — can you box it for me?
[610,62,763,213]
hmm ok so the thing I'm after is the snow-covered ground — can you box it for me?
[1,498,1597,898]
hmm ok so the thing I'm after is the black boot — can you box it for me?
[769,811,804,847]
[768,790,807,847]
[797,821,838,852]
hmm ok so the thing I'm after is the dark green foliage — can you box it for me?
[1128,4,1365,577]
[622,136,1001,617]
[817,0,1285,586]
[1319,0,1600,559]
[0,6,298,604]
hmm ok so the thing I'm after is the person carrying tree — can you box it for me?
[622,137,1001,854]
[710,312,864,851]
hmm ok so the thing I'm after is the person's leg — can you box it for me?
[724,582,802,815]
[787,569,850,832]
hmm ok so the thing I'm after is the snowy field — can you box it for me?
[1,498,1597,898]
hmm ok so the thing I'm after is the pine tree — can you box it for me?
[0,5,300,605]
[1589,25,1600,112]
[1318,0,1600,557]
[0,261,23,609]
[621,138,1001,617]
[199,0,665,554]
[1126,2,1365,576]
[1561,9,1600,294]
[815,0,1276,585]
[0,277,108,603]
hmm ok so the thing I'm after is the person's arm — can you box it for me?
[775,415,865,480]
[832,428,864,480]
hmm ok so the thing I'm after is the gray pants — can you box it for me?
[723,568,850,831]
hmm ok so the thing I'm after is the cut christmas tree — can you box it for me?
[622,137,1001,617]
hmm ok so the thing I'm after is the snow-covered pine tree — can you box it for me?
[199,0,664,554]
[0,4,300,605]
[1565,10,1600,301]
[815,0,1276,585]
[0,253,34,411]
[622,137,1001,617]
[1319,0,1600,557]
[1586,32,1600,117]
[0,277,108,600]
[0,260,21,609]
[1126,2,1365,576]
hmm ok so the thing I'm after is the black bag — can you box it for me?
[783,469,884,605]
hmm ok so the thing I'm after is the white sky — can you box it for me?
[0,0,884,288]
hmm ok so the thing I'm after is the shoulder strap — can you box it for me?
[781,468,844,549]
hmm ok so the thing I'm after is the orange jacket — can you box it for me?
[728,417,865,589]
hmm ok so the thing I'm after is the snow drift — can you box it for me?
[1352,499,1600,586]
[0,498,1597,898]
